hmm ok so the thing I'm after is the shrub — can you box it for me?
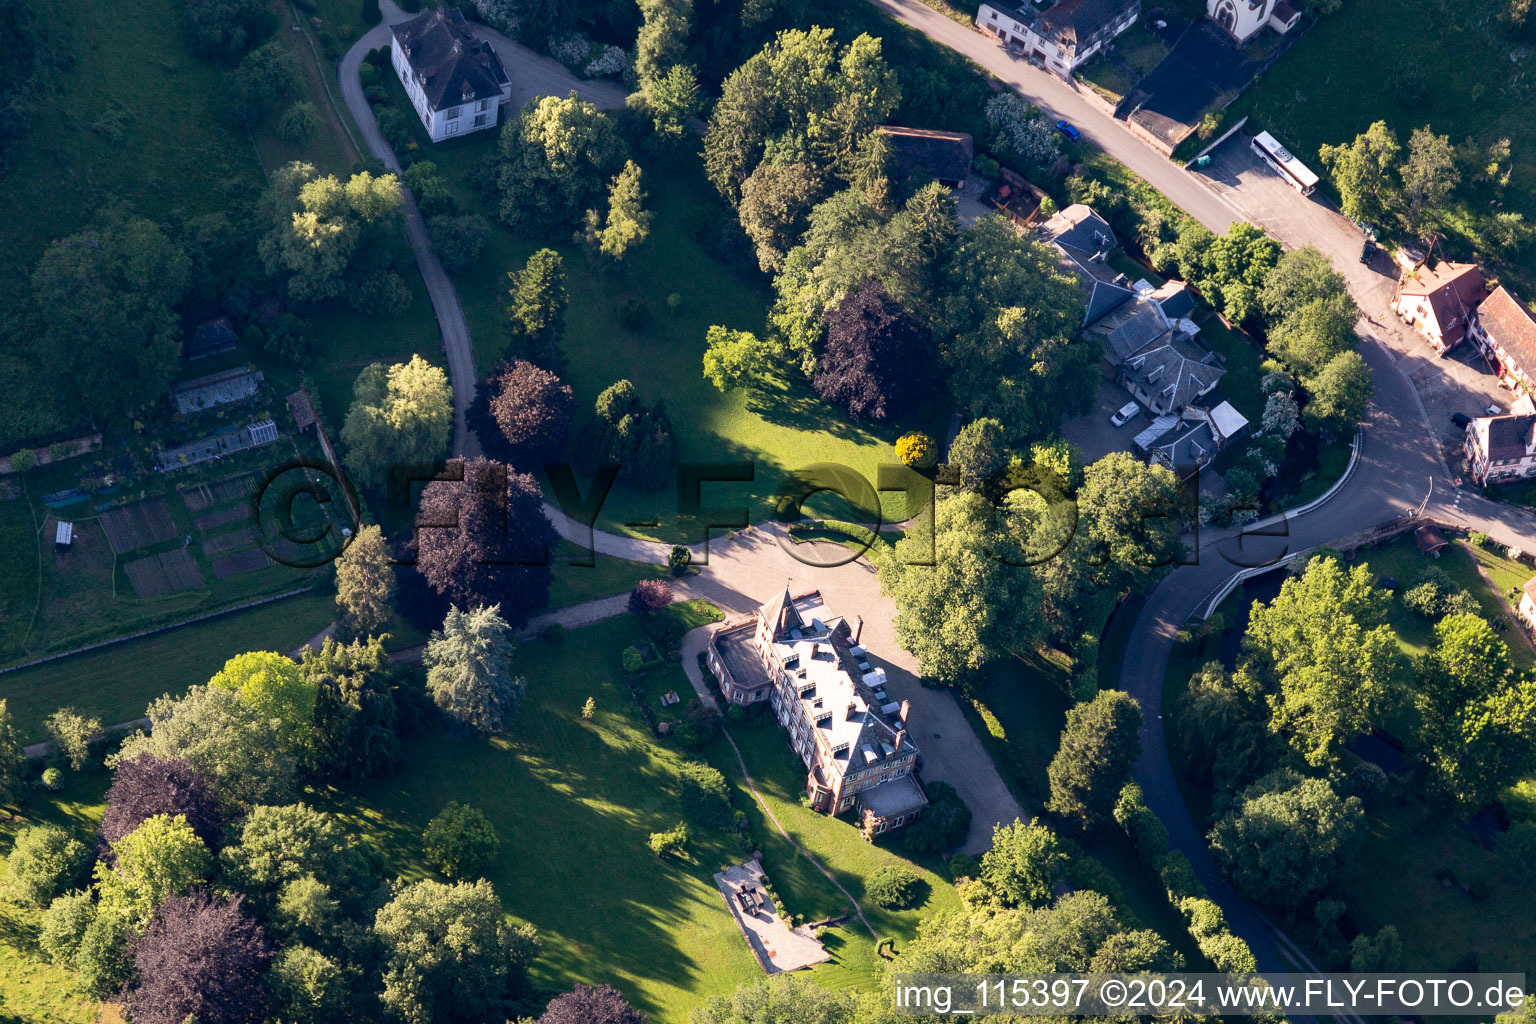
[362,0,381,25]
[675,700,720,749]
[428,213,491,274]
[365,84,388,105]
[974,155,1000,178]
[616,298,651,330]
[1156,849,1203,902]
[358,61,379,85]
[1469,531,1490,548]
[895,431,936,469]
[677,761,731,827]
[9,448,35,472]
[648,821,688,856]
[947,854,980,880]
[865,865,921,909]
[666,293,682,316]
[5,825,88,907]
[42,767,63,790]
[1401,580,1445,617]
[627,579,673,616]
[900,781,971,854]
[544,623,565,643]
[621,647,644,674]
[1113,783,1170,862]
[421,802,501,879]
[1498,820,1536,874]
[279,101,321,145]
[668,545,691,576]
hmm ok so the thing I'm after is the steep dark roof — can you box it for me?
[1036,0,1140,48]
[1482,413,1536,462]
[877,126,973,186]
[187,317,237,360]
[1038,204,1134,325]
[1122,332,1225,414]
[391,8,509,111]
[1398,261,1485,348]
[1478,286,1536,375]
[1414,524,1448,554]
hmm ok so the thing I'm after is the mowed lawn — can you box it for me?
[711,723,961,990]
[0,593,336,742]
[0,774,110,1024]
[320,602,765,1021]
[386,106,945,539]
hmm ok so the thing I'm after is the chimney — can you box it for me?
[854,615,863,645]
[894,730,906,756]
[847,701,859,719]
[898,700,910,727]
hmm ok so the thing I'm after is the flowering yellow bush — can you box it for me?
[895,431,936,469]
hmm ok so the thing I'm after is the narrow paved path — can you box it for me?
[336,2,625,456]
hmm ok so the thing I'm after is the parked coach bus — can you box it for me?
[1251,131,1319,196]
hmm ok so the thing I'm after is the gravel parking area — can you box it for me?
[1061,372,1142,463]
[1193,134,1512,473]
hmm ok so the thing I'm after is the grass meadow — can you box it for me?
[322,600,957,1020]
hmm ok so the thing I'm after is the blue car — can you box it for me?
[1055,120,1081,141]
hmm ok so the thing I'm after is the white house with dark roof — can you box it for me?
[1465,403,1536,486]
[706,588,927,836]
[1207,0,1301,44]
[390,8,511,141]
[976,0,1141,76]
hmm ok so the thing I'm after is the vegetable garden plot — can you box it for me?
[211,548,272,579]
[201,527,256,556]
[99,499,179,553]
[194,506,249,532]
[123,548,205,598]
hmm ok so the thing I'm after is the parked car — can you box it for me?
[1488,404,1503,415]
[1360,239,1377,263]
[1452,412,1472,428]
[1055,120,1081,141]
[1110,402,1140,427]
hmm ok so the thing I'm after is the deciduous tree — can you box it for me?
[99,754,222,850]
[31,212,189,414]
[1243,555,1398,766]
[738,162,827,272]
[341,355,453,487]
[692,975,855,1024]
[44,707,103,772]
[1208,768,1364,907]
[883,492,1043,683]
[374,878,538,1024]
[1046,690,1144,829]
[481,359,575,463]
[939,215,1090,438]
[184,0,274,58]
[497,94,626,235]
[1400,126,1460,236]
[812,281,931,421]
[973,818,1066,909]
[126,891,270,1024]
[1319,121,1401,227]
[208,651,318,752]
[540,983,646,1024]
[413,459,556,620]
[422,802,501,879]
[5,825,88,907]
[114,685,298,806]
[95,814,213,930]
